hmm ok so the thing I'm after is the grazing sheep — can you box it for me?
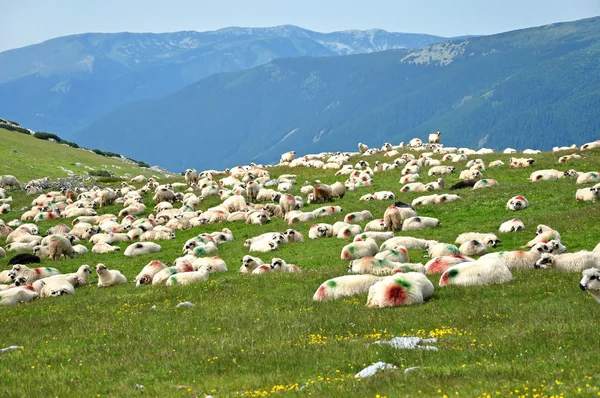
[479,243,551,271]
[134,260,168,286]
[473,179,499,189]
[428,243,461,258]
[240,255,265,274]
[499,218,526,233]
[364,219,387,232]
[344,210,373,224]
[124,242,162,257]
[440,258,513,286]
[48,236,76,261]
[580,268,600,303]
[455,232,500,248]
[0,175,21,189]
[270,258,302,273]
[366,273,434,308]
[166,265,211,286]
[309,223,334,239]
[534,252,600,272]
[375,247,410,263]
[425,255,473,274]
[402,216,440,231]
[506,195,529,211]
[341,238,379,260]
[92,242,121,254]
[95,264,127,288]
[8,264,61,283]
[330,182,346,198]
[0,287,38,305]
[459,240,488,256]
[313,274,383,301]
[353,232,394,243]
[576,187,600,202]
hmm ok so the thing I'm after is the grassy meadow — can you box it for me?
[0,145,599,397]
[0,128,166,181]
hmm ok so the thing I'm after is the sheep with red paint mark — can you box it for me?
[312,205,343,218]
[478,243,551,271]
[0,286,38,305]
[439,258,513,287]
[344,210,373,224]
[425,255,473,274]
[313,274,383,301]
[366,272,434,308]
[152,263,195,285]
[364,219,387,232]
[506,195,529,211]
[8,264,61,283]
[135,260,168,286]
[341,238,378,260]
[336,224,363,239]
[499,218,525,233]
[375,247,410,263]
[166,265,211,286]
[428,242,461,258]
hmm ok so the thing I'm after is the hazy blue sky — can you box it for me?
[1,0,599,52]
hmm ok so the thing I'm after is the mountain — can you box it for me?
[0,27,454,136]
[72,17,600,171]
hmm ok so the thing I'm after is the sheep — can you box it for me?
[428,131,441,144]
[402,216,440,231]
[595,243,600,253]
[488,160,505,168]
[353,232,394,243]
[358,143,369,153]
[525,230,562,248]
[455,232,500,248]
[92,242,121,254]
[576,172,600,185]
[364,219,387,232]
[36,278,76,298]
[124,242,162,257]
[0,247,5,258]
[400,182,428,193]
[311,184,332,204]
[428,243,461,258]
[534,252,600,272]
[309,223,334,239]
[240,255,265,274]
[166,265,211,286]
[184,169,199,185]
[312,205,343,218]
[283,229,304,243]
[336,224,363,239]
[428,166,454,176]
[185,241,219,257]
[435,194,462,204]
[287,211,315,225]
[8,264,61,283]
[459,240,488,256]
[479,243,551,271]
[349,257,424,275]
[130,175,147,183]
[140,230,176,242]
[280,151,296,163]
[499,218,526,233]
[65,265,92,287]
[249,239,278,253]
[8,253,41,265]
[509,157,535,168]
[134,260,168,286]
[246,211,271,225]
[165,216,192,231]
[529,169,563,182]
[459,169,482,181]
[472,179,498,190]
[330,182,346,198]
[340,238,379,260]
[313,275,383,301]
[411,194,439,207]
[580,268,600,303]
[4,241,39,252]
[0,270,12,284]
[191,256,227,273]
[343,210,373,224]
[95,264,127,287]
[576,187,600,202]
[440,258,513,287]
[375,247,410,263]
[366,272,434,308]
[0,287,38,305]
[384,205,417,232]
[506,195,529,211]
[152,263,194,285]
[581,140,600,151]
[425,178,445,191]
[380,236,434,251]
[425,255,473,274]
[270,258,302,273]
[0,175,21,189]
[398,174,420,185]
[48,236,76,261]
[547,240,567,254]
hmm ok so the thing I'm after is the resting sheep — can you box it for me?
[534,252,600,272]
[313,275,383,301]
[96,264,128,287]
[499,218,525,233]
[455,232,500,248]
[0,287,38,305]
[576,187,600,202]
[425,255,473,274]
[440,258,513,286]
[366,273,434,308]
[341,239,378,260]
[344,210,373,224]
[506,195,529,211]
[270,258,302,273]
[124,242,162,257]
[402,216,440,231]
[239,255,264,274]
[479,243,551,271]
[135,260,168,286]
[8,264,61,283]
[580,268,600,303]
[166,265,211,286]
[309,224,334,239]
[459,240,488,256]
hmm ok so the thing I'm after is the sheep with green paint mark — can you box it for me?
[343,210,373,224]
[336,224,363,239]
[313,275,383,301]
[353,232,394,243]
[8,264,61,283]
[576,171,600,184]
[366,272,434,308]
[375,247,409,263]
[459,240,488,256]
[428,243,461,258]
[341,238,378,261]
[166,265,211,286]
[479,243,551,271]
[440,258,512,287]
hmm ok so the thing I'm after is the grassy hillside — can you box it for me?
[73,17,600,171]
[0,145,599,396]
[0,128,168,182]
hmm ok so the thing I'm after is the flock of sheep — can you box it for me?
[0,133,599,307]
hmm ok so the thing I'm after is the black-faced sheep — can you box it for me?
[506,195,529,211]
[534,252,600,272]
[576,187,600,202]
[499,218,526,233]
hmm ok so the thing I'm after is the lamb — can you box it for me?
[440,258,513,287]
[579,268,600,303]
[95,264,128,287]
[0,175,21,189]
[455,232,500,248]
[576,187,600,202]
[534,252,600,272]
[240,255,265,274]
[479,243,551,271]
[366,273,434,308]
[499,218,526,233]
[459,169,483,181]
[506,195,529,211]
[353,232,394,243]
[124,242,162,257]
[364,219,387,232]
[428,131,441,144]
[340,238,379,260]
[309,223,334,239]
[576,172,600,185]
[425,255,473,274]
[402,216,440,231]
[166,265,211,286]
[270,258,302,273]
[343,210,373,224]
[312,205,343,218]
[473,179,499,189]
[92,242,121,254]
[459,240,488,256]
[48,235,76,261]
[428,243,461,258]
[313,274,383,301]
[0,287,38,305]
[134,260,168,286]
[8,264,61,283]
[380,236,435,251]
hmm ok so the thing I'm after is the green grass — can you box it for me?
[1,148,599,397]
[0,128,167,182]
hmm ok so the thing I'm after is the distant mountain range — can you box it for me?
[71,17,600,171]
[0,26,456,136]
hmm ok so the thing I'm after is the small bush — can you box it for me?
[96,176,123,184]
[0,123,31,135]
[92,149,105,156]
[34,132,62,141]
[89,170,113,177]
[138,161,150,168]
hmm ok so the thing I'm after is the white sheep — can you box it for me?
[366,272,434,308]
[428,131,441,144]
[312,205,343,218]
[134,260,168,286]
[151,263,194,285]
[534,252,600,272]
[92,242,121,254]
[349,257,424,275]
[579,268,600,303]
[283,229,304,243]
[309,223,334,239]
[499,218,525,233]
[341,238,379,260]
[439,258,513,286]
[506,195,529,211]
[576,172,600,185]
[8,264,61,283]
[364,219,387,232]
[428,166,454,176]
[358,143,369,153]
[270,258,301,273]
[459,169,482,181]
[529,169,564,182]
[411,194,439,207]
[249,239,278,253]
[124,242,162,257]
[0,287,38,305]
[140,230,176,242]
[380,236,435,251]
[459,240,488,256]
[455,232,500,247]
[239,255,264,274]
[576,187,600,202]
[473,179,498,189]
[402,216,439,231]
[425,255,473,274]
[343,210,373,224]
[166,265,211,286]
[428,243,461,258]
[353,231,394,243]
[48,235,76,261]
[594,243,600,253]
[581,140,600,151]
[479,243,551,271]
[313,275,383,301]
[336,224,363,239]
[36,278,76,298]
[95,264,127,287]
[399,173,420,184]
